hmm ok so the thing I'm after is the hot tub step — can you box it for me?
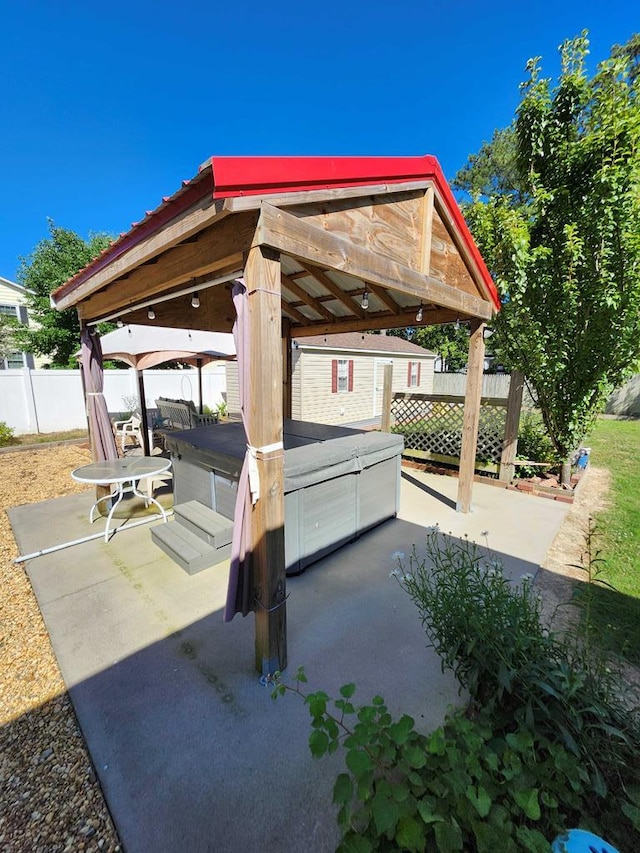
[173,500,234,549]
[151,519,231,575]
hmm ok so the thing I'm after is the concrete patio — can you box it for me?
[8,468,569,852]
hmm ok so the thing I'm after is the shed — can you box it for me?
[52,155,500,675]
[226,331,436,426]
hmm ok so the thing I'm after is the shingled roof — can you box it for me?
[293,332,435,356]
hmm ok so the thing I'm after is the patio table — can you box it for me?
[71,456,171,542]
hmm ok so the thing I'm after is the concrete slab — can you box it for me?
[8,470,569,853]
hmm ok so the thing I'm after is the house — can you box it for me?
[226,331,436,426]
[0,276,36,369]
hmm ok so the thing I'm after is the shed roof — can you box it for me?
[294,332,435,357]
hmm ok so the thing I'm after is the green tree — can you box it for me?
[457,32,640,480]
[0,313,20,361]
[15,220,113,366]
[453,126,523,203]
[386,323,470,371]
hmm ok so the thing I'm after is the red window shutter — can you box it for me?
[331,359,337,393]
[417,362,421,387]
[407,362,411,385]
[348,359,354,392]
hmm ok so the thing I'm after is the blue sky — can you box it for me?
[1,0,637,281]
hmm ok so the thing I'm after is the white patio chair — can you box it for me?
[113,413,144,453]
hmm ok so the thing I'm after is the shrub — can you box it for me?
[0,421,17,447]
[516,413,556,476]
[275,530,640,851]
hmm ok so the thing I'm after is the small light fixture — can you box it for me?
[455,316,460,330]
[116,318,124,327]
[361,287,369,310]
[191,292,200,309]
[147,306,156,320]
[416,303,423,323]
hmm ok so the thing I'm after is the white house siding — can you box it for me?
[0,277,47,369]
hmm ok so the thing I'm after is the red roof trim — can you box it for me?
[206,155,440,199]
[54,155,499,312]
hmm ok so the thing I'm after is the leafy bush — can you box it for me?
[516,413,556,476]
[275,531,640,851]
[0,421,17,447]
[276,671,591,852]
[393,532,640,847]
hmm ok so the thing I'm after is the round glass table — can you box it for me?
[71,456,172,542]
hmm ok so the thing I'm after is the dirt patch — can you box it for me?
[537,465,611,626]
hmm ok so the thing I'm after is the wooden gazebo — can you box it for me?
[53,155,500,675]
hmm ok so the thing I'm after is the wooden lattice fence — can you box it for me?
[390,391,519,478]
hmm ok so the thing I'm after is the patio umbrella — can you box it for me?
[80,327,119,462]
[97,324,236,454]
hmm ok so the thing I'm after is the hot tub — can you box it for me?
[165,420,404,575]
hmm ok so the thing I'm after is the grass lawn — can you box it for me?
[13,429,88,446]
[583,417,640,664]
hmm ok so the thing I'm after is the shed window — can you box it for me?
[0,305,18,317]
[332,358,354,393]
[408,361,421,388]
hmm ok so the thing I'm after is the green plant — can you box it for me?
[516,413,557,477]
[275,668,593,852]
[0,421,17,447]
[392,531,640,847]
[216,400,228,418]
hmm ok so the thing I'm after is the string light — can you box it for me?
[116,318,124,327]
[455,316,460,330]
[147,306,156,320]
[416,304,423,323]
[361,287,369,310]
[191,293,200,309]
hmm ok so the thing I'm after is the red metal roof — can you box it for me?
[54,155,500,311]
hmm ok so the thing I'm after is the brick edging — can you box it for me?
[401,458,582,504]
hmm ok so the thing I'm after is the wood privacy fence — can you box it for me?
[382,369,525,481]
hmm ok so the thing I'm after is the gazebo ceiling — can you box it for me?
[52,155,499,334]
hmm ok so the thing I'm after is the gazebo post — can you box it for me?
[245,245,287,675]
[457,320,485,513]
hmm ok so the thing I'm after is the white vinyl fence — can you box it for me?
[0,366,227,435]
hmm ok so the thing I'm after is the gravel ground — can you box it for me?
[0,444,615,853]
[0,444,122,852]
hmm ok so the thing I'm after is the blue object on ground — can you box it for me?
[551,828,620,853]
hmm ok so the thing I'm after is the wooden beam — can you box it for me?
[419,187,435,275]
[281,272,335,321]
[244,245,287,676]
[457,320,485,513]
[225,180,433,213]
[76,212,258,322]
[55,193,230,311]
[292,307,464,337]
[433,192,494,305]
[298,261,366,319]
[255,204,494,321]
[281,299,308,325]
[499,370,525,482]
[367,282,401,314]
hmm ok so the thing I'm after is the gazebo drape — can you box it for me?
[80,327,119,462]
[224,281,254,621]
